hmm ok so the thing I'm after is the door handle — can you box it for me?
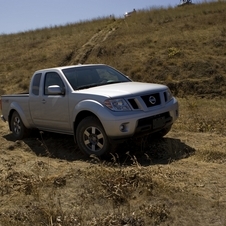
[42,99,46,104]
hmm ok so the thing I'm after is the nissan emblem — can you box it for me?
[149,96,156,104]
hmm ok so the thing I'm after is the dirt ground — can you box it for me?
[1,118,226,225]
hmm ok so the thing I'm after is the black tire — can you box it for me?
[76,116,112,156]
[10,111,29,140]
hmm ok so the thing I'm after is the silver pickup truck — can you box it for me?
[1,64,179,156]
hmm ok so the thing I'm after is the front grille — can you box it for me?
[128,98,139,109]
[141,93,161,107]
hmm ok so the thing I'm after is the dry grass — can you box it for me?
[0,122,226,225]
[0,140,225,225]
[175,97,226,134]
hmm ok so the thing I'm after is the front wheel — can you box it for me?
[76,116,112,156]
[10,111,29,140]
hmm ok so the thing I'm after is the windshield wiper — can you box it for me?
[76,83,99,90]
[105,81,128,85]
[76,81,129,90]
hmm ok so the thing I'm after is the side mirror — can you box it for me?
[48,85,65,95]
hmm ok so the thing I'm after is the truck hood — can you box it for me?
[75,82,167,98]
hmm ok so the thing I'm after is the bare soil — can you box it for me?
[1,118,226,225]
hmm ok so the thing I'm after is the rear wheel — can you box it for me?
[76,116,112,156]
[10,111,29,140]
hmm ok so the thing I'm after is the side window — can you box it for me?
[44,72,64,95]
[31,73,42,96]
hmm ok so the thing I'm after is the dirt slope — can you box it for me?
[61,20,120,66]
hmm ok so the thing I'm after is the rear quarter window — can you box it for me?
[31,73,42,95]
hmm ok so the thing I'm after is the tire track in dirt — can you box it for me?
[68,20,120,65]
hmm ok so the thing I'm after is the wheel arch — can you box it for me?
[8,109,30,131]
[8,102,31,130]
[73,110,102,141]
[8,109,15,131]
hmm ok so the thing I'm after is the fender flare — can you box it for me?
[9,102,31,129]
[73,99,106,121]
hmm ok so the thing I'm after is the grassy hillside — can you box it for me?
[1,2,226,225]
[0,1,226,97]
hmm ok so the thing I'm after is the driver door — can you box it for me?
[39,72,70,132]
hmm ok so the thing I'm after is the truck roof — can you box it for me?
[35,64,106,73]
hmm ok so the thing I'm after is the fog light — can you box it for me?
[120,125,125,131]
[119,123,129,132]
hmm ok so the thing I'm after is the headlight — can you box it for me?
[165,88,173,102]
[104,99,131,111]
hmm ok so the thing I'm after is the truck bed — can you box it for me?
[1,93,30,124]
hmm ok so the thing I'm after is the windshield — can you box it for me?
[62,65,131,90]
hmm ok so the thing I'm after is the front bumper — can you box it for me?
[102,97,179,140]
